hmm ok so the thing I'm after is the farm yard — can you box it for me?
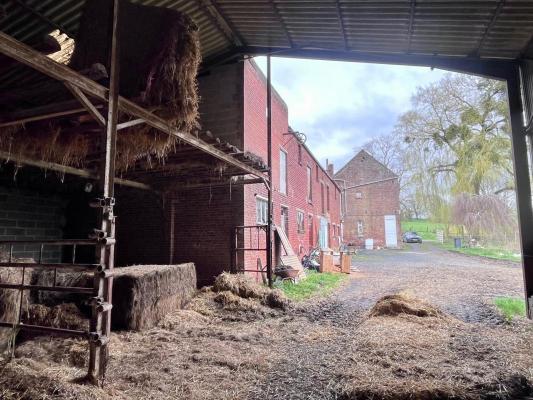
[1,246,531,400]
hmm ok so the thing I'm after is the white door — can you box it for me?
[384,215,398,247]
[319,217,329,249]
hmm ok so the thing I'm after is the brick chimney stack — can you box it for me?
[326,159,334,176]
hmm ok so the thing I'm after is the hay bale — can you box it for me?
[112,263,197,331]
[212,273,289,311]
[0,0,201,172]
[369,293,444,319]
[213,272,268,299]
[23,303,88,333]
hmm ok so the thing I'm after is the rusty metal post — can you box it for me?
[88,0,120,383]
[266,55,273,288]
[507,65,533,319]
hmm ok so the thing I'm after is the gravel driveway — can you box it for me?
[348,243,525,323]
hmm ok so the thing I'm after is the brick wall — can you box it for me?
[242,60,342,272]
[169,186,244,287]
[197,62,244,148]
[335,150,400,248]
[0,186,65,262]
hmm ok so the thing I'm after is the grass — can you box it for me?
[277,271,348,301]
[494,297,526,320]
[439,241,521,262]
[401,219,448,241]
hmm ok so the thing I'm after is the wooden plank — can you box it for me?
[64,82,106,126]
[273,224,295,256]
[0,32,265,178]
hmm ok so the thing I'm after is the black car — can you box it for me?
[402,231,422,243]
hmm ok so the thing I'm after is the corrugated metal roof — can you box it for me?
[2,0,533,70]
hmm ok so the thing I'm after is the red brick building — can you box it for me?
[118,59,342,285]
[335,150,400,249]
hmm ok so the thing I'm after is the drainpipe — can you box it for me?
[266,55,273,288]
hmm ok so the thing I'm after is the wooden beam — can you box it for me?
[0,31,265,179]
[406,0,416,53]
[268,0,294,48]
[198,0,244,47]
[117,118,145,130]
[64,82,106,126]
[474,0,506,57]
[0,151,151,190]
[0,106,88,128]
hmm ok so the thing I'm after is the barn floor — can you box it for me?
[1,245,532,400]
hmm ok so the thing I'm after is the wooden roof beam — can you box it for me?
[0,31,266,179]
[335,0,349,51]
[197,0,244,47]
[474,0,506,57]
[407,0,416,53]
[268,0,295,48]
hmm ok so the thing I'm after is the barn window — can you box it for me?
[256,197,268,225]
[326,185,330,211]
[298,144,302,165]
[297,210,305,233]
[357,220,364,237]
[307,166,312,202]
[280,149,287,195]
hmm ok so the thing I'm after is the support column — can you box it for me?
[266,55,273,287]
[88,0,120,383]
[507,65,533,319]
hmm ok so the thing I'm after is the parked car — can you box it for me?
[402,231,422,243]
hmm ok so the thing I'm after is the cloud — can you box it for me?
[254,56,447,168]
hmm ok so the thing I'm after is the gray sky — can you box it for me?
[254,56,447,170]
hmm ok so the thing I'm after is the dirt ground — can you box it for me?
[1,244,532,400]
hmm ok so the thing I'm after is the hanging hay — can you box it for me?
[0,0,201,172]
[368,293,444,318]
[111,264,197,331]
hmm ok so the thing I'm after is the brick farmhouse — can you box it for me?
[335,150,400,249]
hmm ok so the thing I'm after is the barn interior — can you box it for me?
[1,0,533,386]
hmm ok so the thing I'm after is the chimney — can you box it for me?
[327,161,334,176]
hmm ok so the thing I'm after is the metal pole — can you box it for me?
[88,0,120,383]
[266,55,273,288]
[507,65,533,319]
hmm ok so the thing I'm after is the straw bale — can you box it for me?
[111,263,197,331]
[0,0,201,172]
[213,272,268,299]
[369,293,444,318]
[23,303,88,333]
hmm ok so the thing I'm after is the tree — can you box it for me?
[396,74,513,197]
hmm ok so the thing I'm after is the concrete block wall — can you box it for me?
[0,186,65,262]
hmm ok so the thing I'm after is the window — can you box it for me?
[297,210,305,233]
[256,197,268,225]
[298,144,302,165]
[281,206,289,235]
[320,182,325,213]
[315,164,319,182]
[306,166,312,202]
[355,192,362,199]
[308,215,314,246]
[357,220,364,237]
[326,185,330,211]
[279,149,287,195]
